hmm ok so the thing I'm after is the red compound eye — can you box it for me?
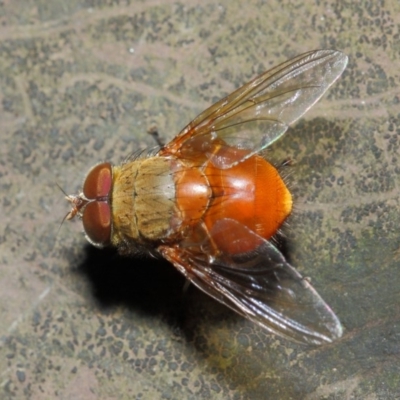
[83,162,112,200]
[81,162,113,246]
[82,201,111,246]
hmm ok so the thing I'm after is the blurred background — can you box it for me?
[1,1,399,399]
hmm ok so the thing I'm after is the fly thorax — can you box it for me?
[111,157,177,244]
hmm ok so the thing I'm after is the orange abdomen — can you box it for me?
[174,150,292,255]
[203,155,292,251]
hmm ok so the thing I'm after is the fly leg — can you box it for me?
[147,125,165,148]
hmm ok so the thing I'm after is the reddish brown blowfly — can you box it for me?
[66,50,348,345]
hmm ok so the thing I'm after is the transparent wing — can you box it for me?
[160,50,348,168]
[159,218,342,345]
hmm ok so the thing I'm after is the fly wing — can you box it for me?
[160,50,348,168]
[159,218,342,345]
